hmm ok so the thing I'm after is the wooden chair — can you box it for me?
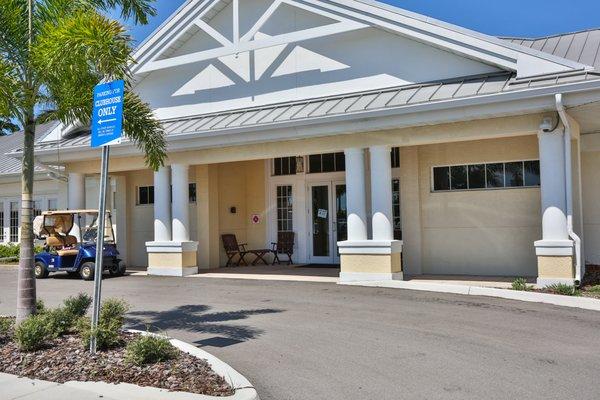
[271,231,295,265]
[221,234,248,267]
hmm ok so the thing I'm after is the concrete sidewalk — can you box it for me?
[0,373,110,400]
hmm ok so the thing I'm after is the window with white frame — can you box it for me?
[48,198,58,211]
[308,152,345,173]
[432,160,541,192]
[273,157,297,176]
[392,179,401,240]
[10,201,19,242]
[137,186,154,205]
[276,185,293,233]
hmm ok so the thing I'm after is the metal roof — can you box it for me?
[0,121,59,176]
[28,69,600,153]
[502,29,600,70]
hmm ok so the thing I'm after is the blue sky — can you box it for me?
[112,0,599,45]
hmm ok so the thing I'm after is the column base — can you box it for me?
[534,240,574,287]
[337,240,403,283]
[146,241,198,277]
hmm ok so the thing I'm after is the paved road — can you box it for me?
[1,268,600,400]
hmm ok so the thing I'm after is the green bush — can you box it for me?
[76,298,129,351]
[511,278,533,291]
[0,244,44,260]
[547,283,578,296]
[0,317,14,338]
[125,334,178,366]
[63,293,92,317]
[42,307,75,338]
[14,315,50,351]
[35,299,46,314]
[587,285,600,293]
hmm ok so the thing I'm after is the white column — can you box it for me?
[344,148,367,241]
[68,173,85,240]
[370,145,394,241]
[68,173,85,210]
[171,164,190,242]
[154,166,172,242]
[538,130,568,241]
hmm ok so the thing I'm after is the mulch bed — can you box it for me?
[0,326,233,397]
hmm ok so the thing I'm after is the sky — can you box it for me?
[111,0,600,45]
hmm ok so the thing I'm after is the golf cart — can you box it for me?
[33,210,125,280]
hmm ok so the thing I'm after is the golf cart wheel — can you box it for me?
[79,262,95,281]
[109,262,126,277]
[34,261,49,279]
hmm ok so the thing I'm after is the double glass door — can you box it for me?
[308,181,346,264]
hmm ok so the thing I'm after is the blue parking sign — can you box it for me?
[91,80,124,148]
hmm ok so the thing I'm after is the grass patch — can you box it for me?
[511,278,533,291]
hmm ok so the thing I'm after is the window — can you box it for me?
[391,147,400,168]
[308,152,345,173]
[10,201,18,242]
[432,160,541,192]
[137,186,154,205]
[392,179,401,240]
[276,185,293,233]
[0,203,4,242]
[189,183,197,203]
[273,157,297,176]
[48,199,58,211]
[33,200,42,217]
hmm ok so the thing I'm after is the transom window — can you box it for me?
[273,157,297,176]
[48,199,58,211]
[33,200,42,217]
[432,160,541,192]
[276,185,293,233]
[308,152,345,173]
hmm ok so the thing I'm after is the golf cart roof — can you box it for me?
[42,209,112,216]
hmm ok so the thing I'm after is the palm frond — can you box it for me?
[89,0,157,25]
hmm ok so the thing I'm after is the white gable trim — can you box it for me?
[131,0,588,79]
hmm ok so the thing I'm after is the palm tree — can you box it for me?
[0,118,20,136]
[0,0,167,322]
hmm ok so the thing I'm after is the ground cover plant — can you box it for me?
[0,294,233,396]
[511,278,533,291]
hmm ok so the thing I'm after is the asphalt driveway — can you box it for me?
[1,267,599,400]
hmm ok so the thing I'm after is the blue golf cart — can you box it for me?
[33,210,125,280]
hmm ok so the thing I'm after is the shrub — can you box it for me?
[547,283,578,296]
[511,278,533,291]
[0,244,43,260]
[35,299,46,314]
[125,334,178,366]
[14,315,50,351]
[63,293,92,317]
[587,285,600,293]
[76,298,129,350]
[0,317,14,339]
[42,307,75,338]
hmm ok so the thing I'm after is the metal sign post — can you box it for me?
[89,80,124,354]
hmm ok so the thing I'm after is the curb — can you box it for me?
[63,330,260,400]
[340,280,600,311]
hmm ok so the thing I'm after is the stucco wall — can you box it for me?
[403,135,542,277]
[582,146,600,265]
[216,160,266,266]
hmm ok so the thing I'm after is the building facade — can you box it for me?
[12,0,600,286]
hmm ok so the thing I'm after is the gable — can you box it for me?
[132,0,587,120]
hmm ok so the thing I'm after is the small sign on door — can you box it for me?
[251,214,261,224]
[317,209,328,219]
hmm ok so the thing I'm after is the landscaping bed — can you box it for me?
[0,294,234,397]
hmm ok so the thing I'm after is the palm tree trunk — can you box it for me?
[16,110,36,322]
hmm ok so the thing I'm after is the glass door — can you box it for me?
[308,182,347,264]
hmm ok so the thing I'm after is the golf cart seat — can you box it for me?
[46,234,79,256]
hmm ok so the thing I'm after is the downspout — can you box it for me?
[555,93,582,286]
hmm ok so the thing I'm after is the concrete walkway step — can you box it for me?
[0,373,115,400]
